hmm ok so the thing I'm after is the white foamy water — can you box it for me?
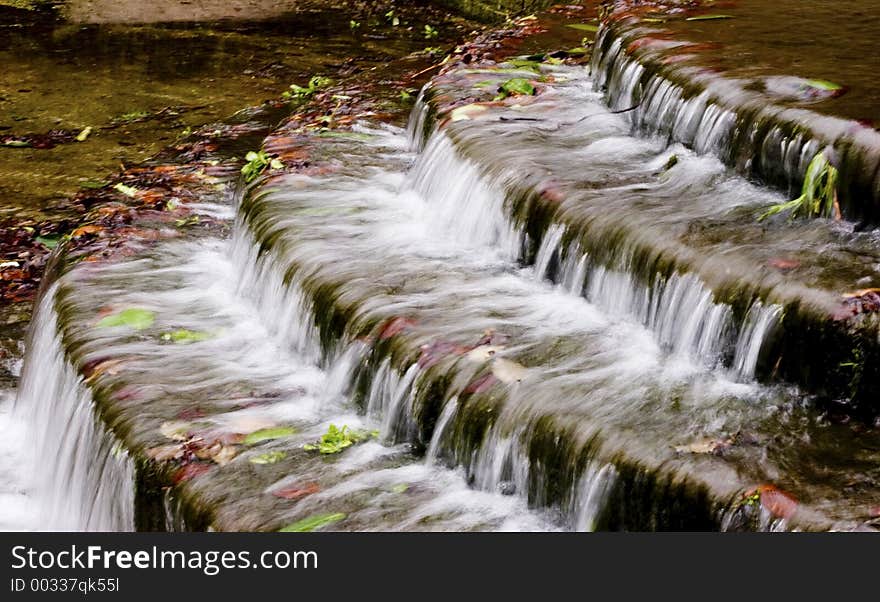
[6,53,852,532]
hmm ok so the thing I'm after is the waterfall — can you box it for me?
[9,26,851,533]
[14,283,135,531]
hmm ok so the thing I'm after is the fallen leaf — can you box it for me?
[113,182,139,198]
[767,257,800,270]
[674,438,732,455]
[96,308,155,330]
[244,427,297,445]
[450,103,490,122]
[833,289,880,320]
[210,445,237,466]
[464,373,499,394]
[279,513,346,532]
[465,345,505,363]
[84,358,127,382]
[160,329,213,344]
[757,485,798,520]
[491,358,528,383]
[172,462,211,484]
[418,340,469,368]
[495,78,536,101]
[71,224,103,238]
[272,482,321,500]
[379,316,417,340]
[565,23,599,32]
[146,444,183,462]
[250,451,287,465]
[159,421,191,442]
[75,126,92,142]
[685,14,733,21]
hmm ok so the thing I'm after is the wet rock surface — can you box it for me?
[7,4,880,532]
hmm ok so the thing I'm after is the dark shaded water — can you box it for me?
[660,0,880,125]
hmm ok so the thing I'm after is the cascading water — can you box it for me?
[9,37,878,533]
[13,284,135,531]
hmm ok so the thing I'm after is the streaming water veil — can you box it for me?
[14,284,135,531]
[5,53,818,532]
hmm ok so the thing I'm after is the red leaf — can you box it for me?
[172,462,212,484]
[272,482,321,500]
[418,340,469,369]
[379,317,417,340]
[177,407,207,420]
[758,485,798,520]
[464,373,499,394]
[767,257,800,271]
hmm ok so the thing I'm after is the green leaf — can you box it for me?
[243,427,297,445]
[250,451,287,465]
[391,483,409,494]
[75,126,92,142]
[160,329,212,344]
[685,14,733,21]
[79,179,109,189]
[758,152,838,221]
[35,235,60,249]
[303,424,377,455]
[316,131,373,141]
[804,79,843,91]
[566,24,599,32]
[279,513,346,532]
[113,182,138,198]
[505,59,542,72]
[494,77,536,101]
[97,308,155,330]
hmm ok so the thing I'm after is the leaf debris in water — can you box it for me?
[161,329,213,344]
[243,427,297,445]
[565,24,599,32]
[685,14,733,21]
[250,451,287,465]
[96,308,155,330]
[279,513,346,532]
[75,126,92,142]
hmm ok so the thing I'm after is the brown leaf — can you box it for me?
[160,421,192,441]
[674,437,733,455]
[833,289,880,320]
[71,224,104,238]
[146,444,184,462]
[84,358,127,382]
